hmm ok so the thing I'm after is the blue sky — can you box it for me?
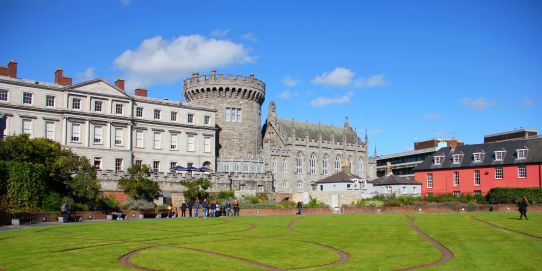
[1,0,541,155]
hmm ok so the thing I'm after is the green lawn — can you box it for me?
[0,212,540,270]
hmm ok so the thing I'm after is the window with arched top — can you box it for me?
[296,180,303,189]
[348,156,353,174]
[358,158,364,176]
[335,155,342,173]
[272,157,277,173]
[322,154,329,175]
[309,153,316,175]
[283,158,287,173]
[296,152,304,174]
[282,180,288,188]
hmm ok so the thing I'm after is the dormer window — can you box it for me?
[434,155,444,165]
[494,150,506,161]
[473,152,484,162]
[452,154,463,164]
[517,149,527,159]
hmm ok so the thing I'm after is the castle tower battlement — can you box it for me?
[183,71,266,172]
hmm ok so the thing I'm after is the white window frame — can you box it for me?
[452,154,462,164]
[115,104,123,115]
[115,158,123,172]
[283,158,287,173]
[94,100,102,112]
[426,173,433,188]
[272,157,277,173]
[335,155,341,173]
[153,161,160,172]
[136,107,143,117]
[474,170,481,186]
[22,119,32,135]
[45,121,55,140]
[517,149,527,159]
[0,89,8,101]
[495,167,503,179]
[358,158,363,176]
[22,92,33,104]
[322,155,329,175]
[71,123,81,143]
[518,165,526,178]
[170,162,177,170]
[153,132,161,149]
[45,95,55,107]
[187,134,195,152]
[136,130,144,148]
[309,154,316,175]
[171,112,177,121]
[282,180,288,188]
[93,157,102,170]
[296,152,304,174]
[203,136,211,153]
[114,127,123,146]
[494,151,505,161]
[187,113,194,124]
[204,115,210,125]
[296,181,303,189]
[473,152,483,162]
[72,98,81,110]
[154,109,161,120]
[93,125,103,144]
[453,171,459,187]
[434,155,444,165]
[170,134,178,150]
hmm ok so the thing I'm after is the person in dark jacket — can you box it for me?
[296,201,303,215]
[181,201,187,217]
[202,199,209,218]
[210,201,216,217]
[187,199,194,218]
[519,196,529,220]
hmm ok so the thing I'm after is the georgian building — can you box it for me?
[413,137,542,196]
[0,60,216,177]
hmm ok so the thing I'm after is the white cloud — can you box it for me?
[522,97,534,108]
[277,90,298,99]
[118,0,130,6]
[240,32,257,42]
[367,129,383,135]
[282,75,299,87]
[114,35,254,89]
[423,113,443,120]
[210,29,230,38]
[460,97,496,111]
[311,67,354,87]
[354,74,388,88]
[77,67,95,81]
[310,92,353,107]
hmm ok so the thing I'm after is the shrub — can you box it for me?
[41,192,63,212]
[98,196,120,211]
[278,200,296,209]
[383,199,402,207]
[303,197,329,208]
[121,198,155,211]
[353,199,384,207]
[1,161,47,212]
[217,190,234,200]
[486,187,542,204]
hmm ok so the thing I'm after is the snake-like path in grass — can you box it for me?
[471,216,542,241]
[398,216,454,271]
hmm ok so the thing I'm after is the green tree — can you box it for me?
[118,165,161,201]
[180,178,211,200]
[1,161,47,212]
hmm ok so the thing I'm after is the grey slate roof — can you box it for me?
[277,118,360,143]
[414,137,542,171]
[371,175,421,186]
[314,171,363,184]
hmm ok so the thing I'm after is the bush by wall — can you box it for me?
[486,187,542,204]
[1,161,47,212]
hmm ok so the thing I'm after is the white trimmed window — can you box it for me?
[474,170,481,186]
[426,173,433,188]
[170,134,178,150]
[452,154,462,164]
[154,109,161,120]
[153,132,161,149]
[72,98,81,110]
[335,155,341,173]
[296,152,304,174]
[495,167,503,179]
[115,104,123,115]
[45,121,55,140]
[517,149,527,159]
[204,136,211,153]
[94,157,102,170]
[0,89,7,101]
[46,95,55,107]
[170,162,177,170]
[348,157,353,174]
[272,157,277,173]
[296,181,303,189]
[114,127,123,146]
[187,134,195,152]
[22,119,32,135]
[71,123,81,142]
[518,165,526,178]
[385,186,392,194]
[136,107,143,117]
[283,158,287,173]
[187,113,194,123]
[135,160,143,167]
[204,116,210,125]
[258,185,264,192]
[282,180,288,188]
[94,101,102,112]
[115,158,123,172]
[434,155,444,165]
[473,152,483,162]
[153,161,160,172]
[171,112,177,121]
[136,130,144,148]
[93,126,102,144]
[322,155,329,175]
[494,151,505,161]
[225,108,241,122]
[23,92,33,104]
[453,171,459,186]
[358,158,363,176]
[309,154,316,175]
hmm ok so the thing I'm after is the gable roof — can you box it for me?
[314,171,363,184]
[371,175,420,186]
[277,118,360,143]
[414,137,542,171]
[68,79,131,98]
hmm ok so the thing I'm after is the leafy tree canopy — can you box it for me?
[118,164,161,201]
[180,178,211,200]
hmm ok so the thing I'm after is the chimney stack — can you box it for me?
[449,137,458,150]
[115,78,125,90]
[0,59,17,78]
[54,68,72,86]
[134,88,148,97]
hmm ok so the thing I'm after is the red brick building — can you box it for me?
[413,137,542,196]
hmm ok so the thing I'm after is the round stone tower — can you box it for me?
[183,71,265,161]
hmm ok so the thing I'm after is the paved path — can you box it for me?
[471,216,542,240]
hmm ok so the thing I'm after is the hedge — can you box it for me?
[1,161,47,212]
[486,187,542,204]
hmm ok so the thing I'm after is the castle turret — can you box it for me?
[183,72,266,172]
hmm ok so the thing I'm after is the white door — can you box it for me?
[331,194,339,213]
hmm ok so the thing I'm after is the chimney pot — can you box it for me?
[115,78,125,90]
[134,88,148,97]
[0,59,17,78]
[54,68,72,86]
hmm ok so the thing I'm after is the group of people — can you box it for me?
[165,198,240,218]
